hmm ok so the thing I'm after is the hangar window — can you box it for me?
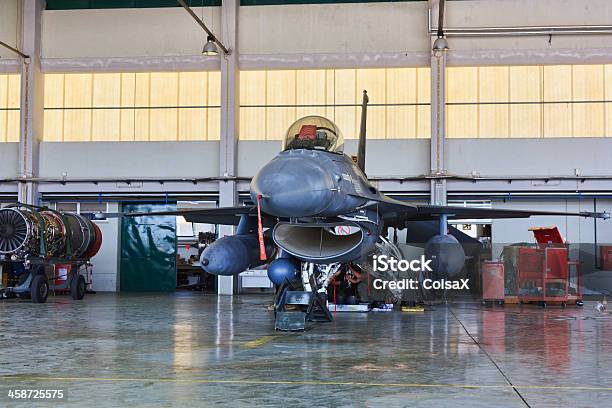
[0,74,20,143]
[43,72,221,142]
[446,64,612,138]
[239,68,431,140]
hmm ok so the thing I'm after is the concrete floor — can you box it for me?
[0,293,611,407]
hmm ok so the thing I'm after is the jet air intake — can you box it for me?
[273,221,366,264]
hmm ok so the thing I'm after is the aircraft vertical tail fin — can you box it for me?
[357,90,369,174]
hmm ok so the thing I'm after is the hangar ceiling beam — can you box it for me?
[18,0,44,205]
[218,0,240,296]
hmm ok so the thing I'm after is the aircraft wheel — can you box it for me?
[71,275,86,300]
[31,274,49,304]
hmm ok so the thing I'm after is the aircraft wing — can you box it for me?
[102,205,279,227]
[364,195,609,228]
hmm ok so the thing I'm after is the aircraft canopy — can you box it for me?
[283,116,344,153]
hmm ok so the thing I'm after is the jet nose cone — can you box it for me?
[251,152,335,217]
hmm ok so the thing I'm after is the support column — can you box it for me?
[430,37,448,206]
[18,0,44,205]
[217,0,239,295]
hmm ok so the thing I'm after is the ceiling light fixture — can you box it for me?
[177,0,230,55]
[202,35,219,56]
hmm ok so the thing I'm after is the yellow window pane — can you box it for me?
[387,77,417,138]
[0,75,7,109]
[44,74,64,109]
[334,70,356,137]
[267,70,295,104]
[509,66,541,102]
[120,109,135,141]
[334,106,357,139]
[208,71,221,106]
[296,70,326,107]
[179,72,207,107]
[544,66,572,102]
[240,71,266,139]
[509,66,542,138]
[543,66,572,137]
[121,73,135,106]
[324,70,335,118]
[417,68,431,103]
[543,66,572,135]
[6,111,19,142]
[356,68,386,104]
[63,110,92,141]
[178,108,206,141]
[416,105,431,139]
[207,107,220,140]
[240,71,266,105]
[120,74,136,141]
[295,107,327,119]
[134,109,149,141]
[64,74,93,108]
[387,68,416,104]
[93,73,121,107]
[447,67,478,103]
[135,73,150,107]
[92,109,120,141]
[572,65,604,137]
[605,66,612,136]
[365,105,386,139]
[0,110,6,142]
[7,74,21,108]
[573,65,604,100]
[356,69,386,139]
[447,105,478,138]
[510,105,541,138]
[266,107,295,140]
[479,105,509,138]
[334,69,356,104]
[44,110,64,142]
[150,72,178,107]
[386,106,416,139]
[149,108,178,141]
[386,106,417,139]
[573,103,604,137]
[544,103,572,137]
[479,66,509,102]
[240,107,265,140]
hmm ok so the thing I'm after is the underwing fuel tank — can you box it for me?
[424,234,466,279]
[199,233,275,276]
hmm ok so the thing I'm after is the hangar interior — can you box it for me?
[1,0,612,406]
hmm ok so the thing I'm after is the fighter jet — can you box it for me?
[118,91,609,289]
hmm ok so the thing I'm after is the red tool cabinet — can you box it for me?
[517,227,570,307]
[482,261,505,304]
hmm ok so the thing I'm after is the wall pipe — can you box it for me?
[1,174,612,184]
[428,8,612,37]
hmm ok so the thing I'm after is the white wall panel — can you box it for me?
[0,143,19,177]
[42,7,222,59]
[447,138,612,177]
[39,141,219,178]
[239,3,428,55]
[0,0,19,59]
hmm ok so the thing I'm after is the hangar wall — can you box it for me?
[2,0,612,293]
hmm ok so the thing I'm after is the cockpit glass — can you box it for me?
[283,116,344,153]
